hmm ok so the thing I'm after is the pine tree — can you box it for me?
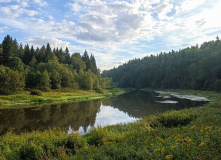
[82,50,91,71]
[90,54,99,74]
[64,47,71,64]
[23,44,33,65]
[2,35,13,65]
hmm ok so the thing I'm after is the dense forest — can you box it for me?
[0,35,114,95]
[102,37,221,92]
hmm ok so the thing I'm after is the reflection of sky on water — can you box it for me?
[94,104,140,127]
[76,104,140,134]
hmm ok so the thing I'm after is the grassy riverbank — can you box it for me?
[0,90,221,159]
[0,88,126,107]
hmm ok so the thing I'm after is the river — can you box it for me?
[0,90,211,135]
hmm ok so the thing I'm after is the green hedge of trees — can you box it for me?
[102,37,221,92]
[0,35,114,95]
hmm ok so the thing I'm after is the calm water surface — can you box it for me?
[0,90,210,135]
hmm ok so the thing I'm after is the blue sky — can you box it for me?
[0,0,221,71]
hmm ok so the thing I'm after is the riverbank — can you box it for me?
[0,88,127,107]
[0,90,221,159]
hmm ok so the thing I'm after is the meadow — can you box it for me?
[0,88,126,107]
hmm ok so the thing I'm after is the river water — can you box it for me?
[0,90,210,135]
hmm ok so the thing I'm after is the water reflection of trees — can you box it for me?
[0,91,209,135]
[103,91,208,118]
[0,100,101,135]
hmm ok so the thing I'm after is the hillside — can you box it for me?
[102,37,221,91]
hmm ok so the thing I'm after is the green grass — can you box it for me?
[0,90,221,159]
[0,88,127,108]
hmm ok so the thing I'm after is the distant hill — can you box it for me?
[102,37,221,91]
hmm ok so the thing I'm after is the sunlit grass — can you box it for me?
[0,89,126,107]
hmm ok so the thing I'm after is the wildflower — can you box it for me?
[215,126,219,130]
[205,126,213,130]
[171,145,177,150]
[151,143,154,146]
[199,142,206,147]
[165,155,173,159]
[200,129,203,133]
[184,137,190,141]
[189,125,196,130]
[161,147,165,155]
[145,139,148,143]
[146,152,150,155]
[154,149,158,152]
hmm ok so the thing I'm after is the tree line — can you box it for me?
[0,35,114,94]
[102,37,221,92]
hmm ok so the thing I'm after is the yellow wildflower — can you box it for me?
[171,145,177,150]
[215,126,219,130]
[165,155,173,159]
[154,149,158,152]
[189,125,196,130]
[199,142,206,147]
[200,129,203,133]
[205,126,213,130]
[151,143,154,146]
[161,147,165,155]
[184,137,190,141]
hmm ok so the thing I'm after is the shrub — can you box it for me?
[30,90,43,96]
[0,65,25,95]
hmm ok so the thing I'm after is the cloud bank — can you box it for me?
[0,0,221,70]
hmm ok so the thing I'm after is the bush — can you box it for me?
[30,90,43,96]
[0,65,25,95]
[95,87,105,94]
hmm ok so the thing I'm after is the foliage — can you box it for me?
[30,90,43,96]
[0,129,88,160]
[102,37,221,92]
[0,35,114,94]
[0,65,25,95]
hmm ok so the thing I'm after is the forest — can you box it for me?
[102,37,221,92]
[0,35,114,95]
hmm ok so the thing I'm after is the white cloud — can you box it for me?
[68,2,82,12]
[20,2,28,7]
[0,26,9,33]
[0,7,11,15]
[22,37,70,49]
[0,1,38,18]
[154,1,174,20]
[49,15,54,20]
[0,0,17,2]
[1,0,221,70]
[33,0,47,6]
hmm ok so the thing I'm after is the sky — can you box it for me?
[0,0,221,71]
